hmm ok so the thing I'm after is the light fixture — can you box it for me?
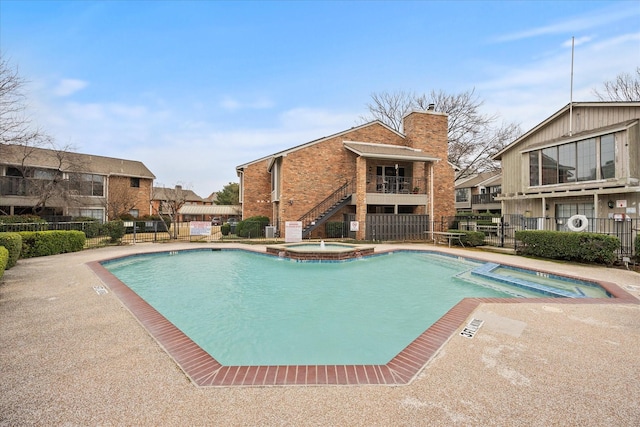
[608,200,614,209]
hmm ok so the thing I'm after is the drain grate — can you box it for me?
[92,286,108,295]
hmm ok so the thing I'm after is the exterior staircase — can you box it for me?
[299,180,354,237]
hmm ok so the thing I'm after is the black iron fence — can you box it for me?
[1,214,637,258]
[451,214,638,259]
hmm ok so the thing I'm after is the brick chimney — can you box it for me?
[403,110,455,220]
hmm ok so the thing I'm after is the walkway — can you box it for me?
[1,242,639,425]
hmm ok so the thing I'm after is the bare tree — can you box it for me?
[2,141,89,216]
[0,55,50,148]
[152,184,189,239]
[104,176,139,219]
[1,55,89,216]
[592,67,640,102]
[362,89,522,178]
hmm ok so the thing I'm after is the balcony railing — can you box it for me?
[366,175,426,194]
[0,176,103,197]
[471,193,499,205]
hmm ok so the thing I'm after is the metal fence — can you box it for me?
[451,214,639,259]
[1,214,637,258]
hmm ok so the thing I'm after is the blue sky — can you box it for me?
[1,1,639,197]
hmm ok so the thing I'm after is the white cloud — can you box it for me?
[52,78,88,97]
[562,36,592,48]
[30,91,360,197]
[492,5,639,43]
[220,95,274,111]
[476,31,640,131]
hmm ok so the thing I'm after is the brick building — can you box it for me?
[236,110,455,240]
[0,143,155,221]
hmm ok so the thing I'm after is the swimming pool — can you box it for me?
[102,249,609,366]
[92,247,625,386]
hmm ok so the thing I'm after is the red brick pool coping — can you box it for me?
[87,251,638,387]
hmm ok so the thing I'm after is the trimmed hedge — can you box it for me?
[0,246,8,280]
[516,230,619,265]
[18,230,86,258]
[0,215,47,225]
[105,220,125,243]
[450,230,485,247]
[236,216,270,238]
[0,232,23,269]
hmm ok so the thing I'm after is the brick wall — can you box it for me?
[403,111,456,220]
[107,176,153,218]
[241,116,455,236]
[241,158,273,220]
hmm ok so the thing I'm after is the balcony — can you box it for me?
[366,175,426,194]
[366,175,428,205]
[470,192,501,211]
[0,176,104,198]
[471,193,498,204]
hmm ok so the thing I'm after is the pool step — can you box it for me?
[470,263,585,298]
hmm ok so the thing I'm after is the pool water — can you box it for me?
[103,249,607,366]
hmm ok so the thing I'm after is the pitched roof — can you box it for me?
[235,120,403,171]
[152,186,203,202]
[0,143,155,178]
[343,141,440,162]
[178,204,241,215]
[493,102,640,160]
[455,170,501,189]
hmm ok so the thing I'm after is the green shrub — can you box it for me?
[105,220,125,243]
[0,232,22,268]
[82,221,102,238]
[236,216,269,238]
[0,215,47,224]
[220,223,231,236]
[19,230,86,258]
[516,230,619,265]
[450,230,485,247]
[0,215,48,232]
[0,246,8,280]
[325,221,345,238]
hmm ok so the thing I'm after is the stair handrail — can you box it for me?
[298,180,355,229]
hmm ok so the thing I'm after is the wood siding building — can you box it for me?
[493,102,640,222]
[0,143,155,221]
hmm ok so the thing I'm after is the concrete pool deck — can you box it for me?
[1,242,639,425]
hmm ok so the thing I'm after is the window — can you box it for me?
[33,169,58,180]
[555,203,595,232]
[529,134,615,186]
[71,208,104,221]
[541,147,558,185]
[557,143,576,183]
[130,177,140,188]
[576,139,596,181]
[529,152,539,186]
[455,188,470,203]
[70,173,104,196]
[129,209,139,218]
[600,134,615,179]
